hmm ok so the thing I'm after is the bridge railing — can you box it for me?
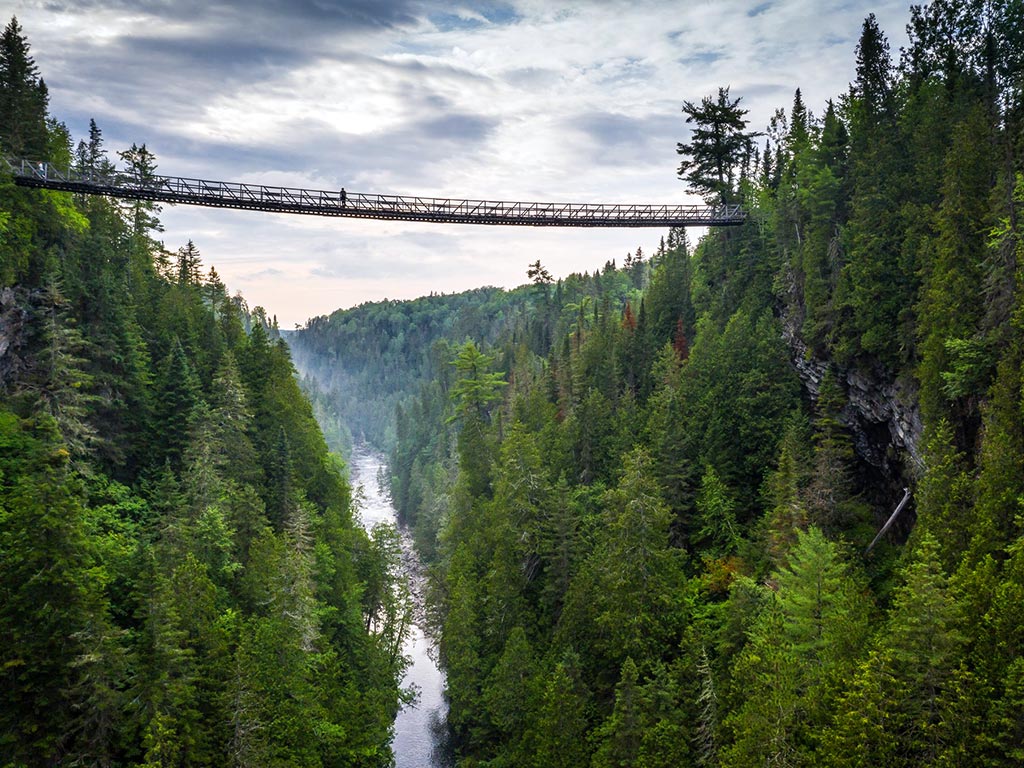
[3,155,746,227]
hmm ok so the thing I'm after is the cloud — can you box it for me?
[11,0,914,325]
[38,0,425,35]
[564,111,678,169]
[242,267,286,279]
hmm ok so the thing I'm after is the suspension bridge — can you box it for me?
[4,157,746,228]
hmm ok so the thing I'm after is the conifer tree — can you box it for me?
[763,414,811,565]
[677,87,759,204]
[726,527,869,766]
[695,465,740,555]
[916,419,973,571]
[806,368,862,535]
[117,142,164,237]
[587,448,683,666]
[0,415,115,763]
[448,342,505,497]
[917,106,996,426]
[23,282,98,457]
[0,16,49,157]
[824,535,960,764]
[835,13,912,367]
[483,626,537,743]
[75,118,115,177]
[530,657,591,768]
[176,239,203,286]
[694,647,719,768]
[592,657,644,768]
[207,350,259,484]
[154,338,200,470]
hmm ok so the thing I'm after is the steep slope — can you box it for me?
[0,20,407,767]
[376,5,1024,766]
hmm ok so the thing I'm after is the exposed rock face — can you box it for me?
[0,287,31,389]
[782,314,924,481]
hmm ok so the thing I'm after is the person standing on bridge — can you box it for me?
[341,187,347,208]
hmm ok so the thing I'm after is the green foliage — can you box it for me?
[0,16,49,157]
[695,466,739,555]
[529,656,591,768]
[0,31,405,764]
[289,286,541,451]
[824,535,960,765]
[723,528,870,767]
[677,87,759,204]
[449,341,507,421]
[41,3,1019,765]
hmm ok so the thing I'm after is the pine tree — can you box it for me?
[440,544,484,737]
[22,282,99,458]
[208,350,259,484]
[448,342,506,497]
[834,13,913,367]
[970,342,1024,558]
[529,657,591,768]
[264,426,293,530]
[117,142,164,237]
[0,16,49,157]
[677,87,759,204]
[806,368,863,536]
[0,414,118,763]
[916,419,973,571]
[483,626,537,743]
[694,647,719,768]
[725,527,869,767]
[917,106,996,427]
[824,535,960,764]
[588,448,684,667]
[75,118,115,178]
[763,414,811,565]
[592,657,644,768]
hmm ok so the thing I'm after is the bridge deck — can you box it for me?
[4,157,745,228]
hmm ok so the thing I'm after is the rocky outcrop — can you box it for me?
[782,311,924,480]
[0,286,32,389]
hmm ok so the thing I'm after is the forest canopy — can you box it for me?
[5,0,1024,765]
[0,17,409,767]
[295,2,1024,766]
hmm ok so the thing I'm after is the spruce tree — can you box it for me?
[154,338,200,470]
[0,16,49,157]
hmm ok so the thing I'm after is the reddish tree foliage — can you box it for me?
[622,301,637,331]
[673,317,689,359]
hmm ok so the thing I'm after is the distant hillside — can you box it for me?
[377,6,1024,767]
[287,258,649,452]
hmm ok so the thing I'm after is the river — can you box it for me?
[349,449,452,768]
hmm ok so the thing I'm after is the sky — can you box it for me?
[7,0,912,327]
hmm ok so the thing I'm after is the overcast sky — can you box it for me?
[9,0,911,327]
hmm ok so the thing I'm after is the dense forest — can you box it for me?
[288,262,648,458]
[0,18,410,767]
[296,2,1024,766]
[289,286,540,453]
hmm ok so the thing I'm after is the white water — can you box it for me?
[350,449,451,768]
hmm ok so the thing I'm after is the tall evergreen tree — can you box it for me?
[0,16,49,157]
[677,87,759,204]
[834,13,912,367]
